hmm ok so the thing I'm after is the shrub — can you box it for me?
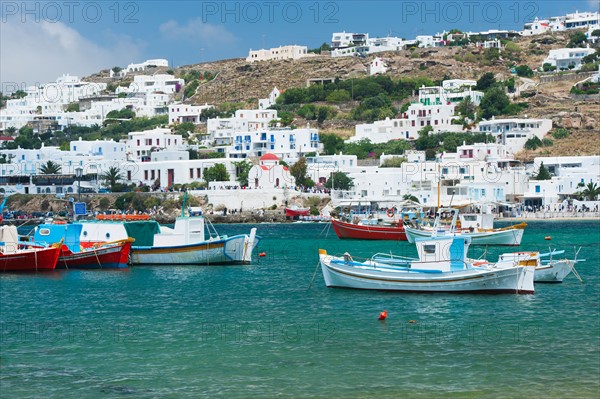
[552,128,570,139]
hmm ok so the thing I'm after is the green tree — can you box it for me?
[567,31,587,48]
[524,136,543,150]
[542,63,557,72]
[479,87,510,119]
[320,133,345,155]
[203,163,230,184]
[515,65,534,77]
[455,96,475,119]
[403,194,420,203]
[534,162,551,180]
[290,157,311,187]
[39,160,62,174]
[475,72,497,91]
[100,166,123,190]
[582,182,600,200]
[233,160,253,187]
[65,102,80,112]
[324,171,354,190]
[326,89,351,103]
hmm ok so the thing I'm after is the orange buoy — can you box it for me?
[544,236,552,240]
[259,252,267,257]
[378,310,388,320]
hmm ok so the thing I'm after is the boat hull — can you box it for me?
[319,254,534,294]
[534,260,573,283]
[130,234,257,265]
[1,245,61,272]
[56,241,132,269]
[405,226,524,246]
[331,218,407,240]
[285,208,310,217]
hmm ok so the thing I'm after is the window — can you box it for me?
[535,185,540,193]
[190,168,194,178]
[423,245,436,254]
[144,171,148,180]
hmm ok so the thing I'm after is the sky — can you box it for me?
[1,0,599,91]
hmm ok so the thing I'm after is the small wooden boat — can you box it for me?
[318,235,535,294]
[79,216,259,265]
[405,208,526,246]
[0,226,62,272]
[331,217,407,240]
[34,223,133,269]
[496,251,579,283]
[285,206,310,217]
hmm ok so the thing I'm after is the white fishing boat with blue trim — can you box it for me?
[495,250,580,283]
[318,235,535,293]
[404,207,526,246]
[79,216,258,266]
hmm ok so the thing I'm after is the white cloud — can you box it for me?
[159,18,236,47]
[0,19,145,89]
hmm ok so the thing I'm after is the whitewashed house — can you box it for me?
[168,103,213,124]
[523,155,600,207]
[116,74,184,95]
[543,47,596,71]
[110,59,169,77]
[206,109,278,148]
[477,118,553,154]
[521,17,551,36]
[258,88,281,110]
[227,128,321,161]
[125,128,187,161]
[246,45,310,63]
[368,57,387,75]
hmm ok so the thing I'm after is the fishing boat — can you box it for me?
[33,223,133,269]
[331,217,407,240]
[318,235,535,293]
[285,206,310,217]
[495,251,578,283]
[331,203,422,241]
[78,216,258,265]
[0,225,62,272]
[404,208,526,246]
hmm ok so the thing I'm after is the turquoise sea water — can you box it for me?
[1,221,599,398]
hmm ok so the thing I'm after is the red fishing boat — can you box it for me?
[331,217,408,240]
[0,226,62,272]
[34,223,133,269]
[285,206,310,217]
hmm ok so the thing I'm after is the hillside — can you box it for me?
[90,31,599,158]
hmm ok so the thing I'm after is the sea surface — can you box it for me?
[1,221,599,398]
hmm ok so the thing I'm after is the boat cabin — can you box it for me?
[0,225,19,253]
[414,236,471,271]
[35,223,83,253]
[458,213,494,230]
[79,217,209,248]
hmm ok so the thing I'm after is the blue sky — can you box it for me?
[1,0,598,88]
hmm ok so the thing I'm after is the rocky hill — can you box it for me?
[90,31,599,159]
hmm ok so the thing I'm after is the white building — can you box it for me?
[523,155,600,207]
[477,118,553,154]
[350,82,483,143]
[258,87,281,110]
[331,32,369,49]
[110,59,169,77]
[248,153,294,188]
[368,57,387,76]
[168,103,213,124]
[522,11,599,35]
[228,128,321,161]
[586,24,600,43]
[206,109,278,147]
[246,45,310,63]
[543,47,596,71]
[521,17,552,36]
[0,75,107,130]
[416,34,445,48]
[125,128,187,161]
[70,138,127,161]
[116,74,184,95]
